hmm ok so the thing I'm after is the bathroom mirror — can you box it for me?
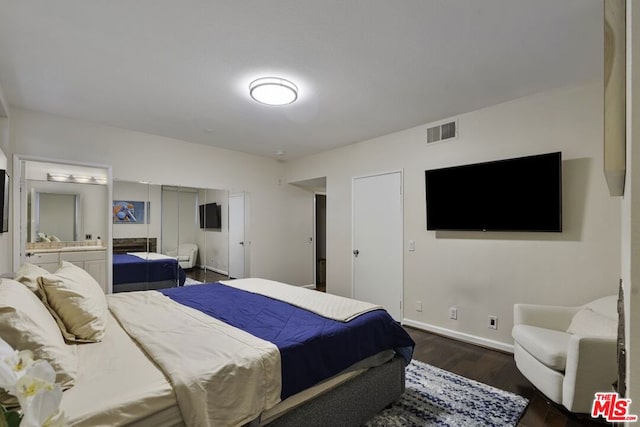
[112,180,231,291]
[30,192,79,242]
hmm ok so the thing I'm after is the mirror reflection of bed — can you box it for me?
[112,181,231,291]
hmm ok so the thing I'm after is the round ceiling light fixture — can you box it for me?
[249,77,298,106]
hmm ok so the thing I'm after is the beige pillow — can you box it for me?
[38,261,108,343]
[15,263,52,292]
[0,279,78,387]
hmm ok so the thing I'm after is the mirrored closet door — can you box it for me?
[112,180,230,292]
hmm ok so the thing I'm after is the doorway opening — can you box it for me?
[315,193,326,292]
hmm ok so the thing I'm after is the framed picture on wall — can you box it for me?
[113,200,148,224]
[0,170,8,233]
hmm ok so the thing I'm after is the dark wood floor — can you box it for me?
[406,327,608,427]
[183,267,229,283]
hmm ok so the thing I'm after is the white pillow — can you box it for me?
[15,263,52,292]
[567,307,617,338]
[0,279,78,387]
[37,261,108,343]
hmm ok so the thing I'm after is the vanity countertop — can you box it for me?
[27,246,106,254]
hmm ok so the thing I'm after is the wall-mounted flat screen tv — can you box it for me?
[425,152,562,232]
[199,202,221,230]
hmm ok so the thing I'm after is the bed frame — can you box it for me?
[112,279,177,293]
[263,356,405,426]
[126,355,405,427]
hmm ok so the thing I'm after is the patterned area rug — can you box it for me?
[366,359,529,427]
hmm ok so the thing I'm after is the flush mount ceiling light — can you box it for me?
[249,77,298,106]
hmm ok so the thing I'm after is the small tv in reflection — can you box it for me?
[199,202,221,230]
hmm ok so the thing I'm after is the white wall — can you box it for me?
[175,189,198,250]
[0,117,10,274]
[0,83,10,272]
[2,82,626,353]
[8,108,311,286]
[623,0,639,414]
[287,82,621,348]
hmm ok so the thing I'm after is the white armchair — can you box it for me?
[166,243,198,269]
[512,295,618,413]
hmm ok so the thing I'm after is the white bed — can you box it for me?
[61,310,395,427]
[1,270,412,427]
[60,311,181,426]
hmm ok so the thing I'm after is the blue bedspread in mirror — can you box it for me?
[113,254,186,288]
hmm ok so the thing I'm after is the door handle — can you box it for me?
[353,249,359,257]
[239,241,244,246]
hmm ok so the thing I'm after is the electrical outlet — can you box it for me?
[449,307,457,320]
[488,315,498,330]
[415,301,422,312]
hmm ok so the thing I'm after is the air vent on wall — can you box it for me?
[427,120,457,143]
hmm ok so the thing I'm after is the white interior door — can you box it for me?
[353,171,403,320]
[229,194,246,279]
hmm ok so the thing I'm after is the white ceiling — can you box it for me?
[0,1,602,160]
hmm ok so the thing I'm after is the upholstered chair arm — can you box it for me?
[188,246,197,260]
[562,335,617,413]
[513,304,581,331]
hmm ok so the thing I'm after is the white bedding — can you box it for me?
[108,291,282,427]
[60,311,390,427]
[127,252,177,261]
[219,278,382,322]
[61,280,392,427]
[59,312,179,426]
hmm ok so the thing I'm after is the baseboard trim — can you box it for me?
[195,264,229,276]
[402,318,514,354]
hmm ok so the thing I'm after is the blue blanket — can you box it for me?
[113,254,186,286]
[161,283,414,399]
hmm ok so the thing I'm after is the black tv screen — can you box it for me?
[199,202,221,230]
[425,152,562,232]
